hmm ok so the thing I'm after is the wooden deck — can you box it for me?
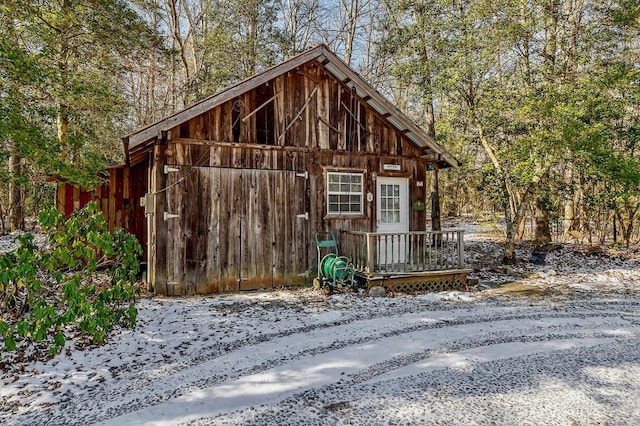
[340,229,472,292]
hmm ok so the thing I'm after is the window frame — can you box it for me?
[325,171,365,217]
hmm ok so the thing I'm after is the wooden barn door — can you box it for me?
[269,169,309,288]
[164,166,309,293]
[238,169,309,290]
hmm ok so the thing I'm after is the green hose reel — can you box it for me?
[314,231,356,292]
[320,254,351,281]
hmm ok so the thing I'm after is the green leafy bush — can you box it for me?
[0,202,142,358]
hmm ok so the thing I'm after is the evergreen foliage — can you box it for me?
[0,203,142,358]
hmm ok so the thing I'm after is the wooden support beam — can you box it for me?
[242,91,282,123]
[341,101,367,132]
[296,70,319,83]
[317,116,340,133]
[278,85,318,143]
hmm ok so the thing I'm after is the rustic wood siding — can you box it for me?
[55,161,149,261]
[165,62,424,158]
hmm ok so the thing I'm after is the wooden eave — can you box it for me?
[124,44,460,168]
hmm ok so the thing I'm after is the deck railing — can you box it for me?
[340,229,465,275]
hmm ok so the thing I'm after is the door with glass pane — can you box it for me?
[376,177,409,269]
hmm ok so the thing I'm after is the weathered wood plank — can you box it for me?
[273,75,284,144]
[165,157,184,295]
[204,166,221,293]
[272,171,286,286]
[183,149,200,294]
[100,189,108,226]
[290,170,309,285]
[222,101,233,142]
[129,159,148,261]
[366,109,375,153]
[56,184,65,215]
[317,76,330,151]
[108,171,116,231]
[213,106,222,141]
[114,168,123,228]
[216,168,239,292]
[122,166,130,200]
[240,170,273,290]
[150,144,168,295]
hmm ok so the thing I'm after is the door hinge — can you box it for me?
[296,212,309,220]
[296,171,308,179]
[164,165,180,174]
[164,212,179,221]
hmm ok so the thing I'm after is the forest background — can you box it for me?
[1,0,639,263]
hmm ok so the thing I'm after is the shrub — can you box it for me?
[0,202,142,359]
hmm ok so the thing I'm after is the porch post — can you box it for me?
[366,233,375,273]
[458,230,465,268]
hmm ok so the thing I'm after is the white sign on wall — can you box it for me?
[383,164,401,171]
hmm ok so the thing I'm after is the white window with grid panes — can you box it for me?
[327,172,363,215]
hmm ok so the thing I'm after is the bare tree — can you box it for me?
[279,0,322,57]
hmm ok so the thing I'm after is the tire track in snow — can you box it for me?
[112,323,627,425]
[96,310,632,425]
[223,337,638,426]
[9,297,638,426]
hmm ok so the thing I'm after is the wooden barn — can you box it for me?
[58,44,471,295]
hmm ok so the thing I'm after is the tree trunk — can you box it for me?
[516,215,526,240]
[542,0,560,76]
[246,1,259,75]
[57,102,70,161]
[8,146,24,231]
[563,165,584,236]
[423,79,441,233]
[472,113,519,263]
[502,187,517,264]
[341,0,359,65]
[615,201,640,248]
[411,26,442,232]
[534,198,552,245]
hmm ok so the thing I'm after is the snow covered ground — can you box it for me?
[2,220,640,425]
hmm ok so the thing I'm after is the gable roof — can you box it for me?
[125,44,460,168]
